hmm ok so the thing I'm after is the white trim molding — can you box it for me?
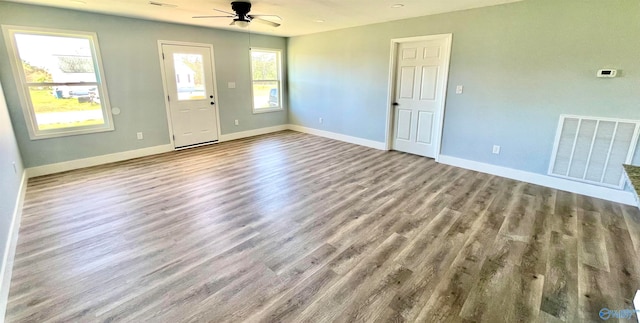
[220,125,289,142]
[288,124,386,150]
[0,171,27,320]
[439,155,636,206]
[26,144,174,178]
[25,125,289,178]
[20,123,636,206]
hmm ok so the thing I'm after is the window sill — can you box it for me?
[28,124,115,140]
[252,107,284,114]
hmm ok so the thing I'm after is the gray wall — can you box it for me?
[0,79,24,267]
[0,2,287,168]
[288,0,640,175]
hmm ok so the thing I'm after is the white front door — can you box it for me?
[392,36,451,158]
[161,44,219,148]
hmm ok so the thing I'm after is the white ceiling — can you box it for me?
[4,0,522,37]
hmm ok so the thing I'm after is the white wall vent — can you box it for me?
[549,115,640,189]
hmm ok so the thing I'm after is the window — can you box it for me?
[250,48,282,113]
[2,25,114,139]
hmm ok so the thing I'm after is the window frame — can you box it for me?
[249,47,283,114]
[2,25,114,140]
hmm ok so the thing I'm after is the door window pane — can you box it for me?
[173,53,206,101]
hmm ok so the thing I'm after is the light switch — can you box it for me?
[456,85,463,94]
[228,82,236,88]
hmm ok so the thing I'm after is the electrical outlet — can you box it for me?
[234,119,239,126]
[319,117,323,124]
[492,145,501,154]
[456,85,464,94]
[137,132,144,140]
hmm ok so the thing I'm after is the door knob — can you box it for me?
[210,102,215,105]
[393,102,399,106]
[210,95,213,98]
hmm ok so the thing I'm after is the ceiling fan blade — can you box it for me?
[249,14,282,21]
[192,15,235,18]
[250,17,281,27]
[214,8,236,15]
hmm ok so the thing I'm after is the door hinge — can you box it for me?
[167,95,170,102]
[162,52,165,59]
[172,134,175,141]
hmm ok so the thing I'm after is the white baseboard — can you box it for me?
[282,126,634,205]
[24,125,289,178]
[24,124,380,178]
[0,171,27,321]
[219,125,289,142]
[287,124,386,150]
[438,155,636,206]
[21,125,634,206]
[26,144,174,178]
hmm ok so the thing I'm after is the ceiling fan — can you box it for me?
[193,1,281,28]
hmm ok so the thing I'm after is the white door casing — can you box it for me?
[388,35,452,159]
[160,43,219,149]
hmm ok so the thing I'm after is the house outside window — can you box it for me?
[2,25,114,139]
[250,48,282,113]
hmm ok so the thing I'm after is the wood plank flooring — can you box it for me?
[6,130,640,322]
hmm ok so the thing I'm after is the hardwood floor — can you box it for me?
[6,130,640,322]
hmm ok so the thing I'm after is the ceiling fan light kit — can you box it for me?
[192,1,281,28]
[234,20,250,28]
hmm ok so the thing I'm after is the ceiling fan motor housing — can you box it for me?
[231,1,252,21]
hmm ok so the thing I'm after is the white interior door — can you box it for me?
[161,44,218,148]
[392,36,451,158]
